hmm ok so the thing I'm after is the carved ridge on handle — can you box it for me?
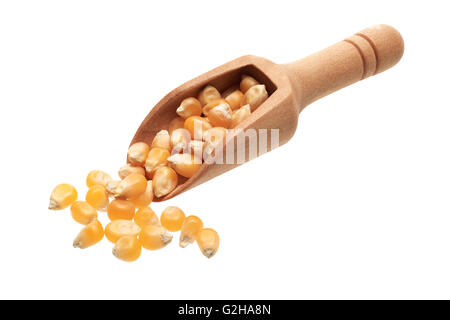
[343,39,368,80]
[355,33,380,74]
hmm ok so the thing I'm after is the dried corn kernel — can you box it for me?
[168,153,202,178]
[105,219,141,243]
[160,206,186,232]
[204,127,227,156]
[207,103,233,128]
[129,180,153,208]
[231,104,251,128]
[179,215,203,248]
[118,164,145,180]
[221,84,240,98]
[70,201,98,225]
[240,74,259,93]
[134,207,159,229]
[86,170,111,188]
[144,147,170,178]
[168,117,185,135]
[170,128,191,152]
[176,97,202,119]
[224,90,244,111]
[198,85,221,105]
[151,130,171,150]
[107,199,135,220]
[85,185,109,211]
[196,228,220,258]
[114,173,147,199]
[202,99,229,116]
[241,84,268,111]
[140,225,173,250]
[152,166,178,198]
[127,142,150,166]
[106,180,120,197]
[48,183,77,210]
[73,219,104,249]
[184,116,212,140]
[188,140,205,158]
[112,235,142,262]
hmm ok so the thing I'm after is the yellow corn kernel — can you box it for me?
[197,85,221,105]
[231,104,251,128]
[224,90,244,111]
[140,225,173,250]
[118,164,145,180]
[170,128,191,153]
[184,116,212,140]
[85,185,109,211]
[208,103,233,128]
[144,147,170,178]
[221,84,240,98]
[105,180,120,197]
[134,207,159,229]
[129,180,153,208]
[70,201,98,225]
[168,117,185,135]
[202,98,229,116]
[204,127,227,156]
[179,215,203,248]
[196,228,220,258]
[176,97,203,119]
[112,235,142,262]
[151,130,171,150]
[86,170,112,188]
[105,219,141,243]
[48,183,77,210]
[160,206,186,232]
[240,84,268,111]
[188,140,205,159]
[107,199,135,220]
[127,142,150,166]
[73,219,104,249]
[114,173,147,199]
[152,166,178,198]
[240,74,259,93]
[168,153,202,178]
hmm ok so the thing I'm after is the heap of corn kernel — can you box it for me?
[48,75,269,262]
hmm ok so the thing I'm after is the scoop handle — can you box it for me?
[284,24,404,109]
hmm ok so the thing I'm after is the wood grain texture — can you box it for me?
[131,24,404,201]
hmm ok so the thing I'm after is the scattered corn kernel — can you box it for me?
[207,103,233,128]
[107,199,136,220]
[179,215,203,248]
[151,130,171,150]
[170,128,191,152]
[240,74,259,93]
[70,201,98,225]
[48,183,78,210]
[86,170,111,188]
[204,127,227,156]
[176,97,203,119]
[134,207,159,229]
[198,85,221,105]
[144,147,170,178]
[231,104,251,128]
[241,84,268,111]
[184,116,212,140]
[112,235,142,262]
[118,164,145,180]
[224,90,244,110]
[129,180,153,208]
[152,166,178,198]
[202,99,229,116]
[140,225,173,250]
[168,153,202,178]
[168,117,186,135]
[105,219,141,243]
[160,206,186,232]
[105,180,120,197]
[73,219,104,249]
[127,142,150,166]
[85,185,109,211]
[196,228,220,258]
[114,173,147,199]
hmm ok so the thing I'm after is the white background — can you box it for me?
[1,0,449,299]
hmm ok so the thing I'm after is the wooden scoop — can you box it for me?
[131,24,404,201]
